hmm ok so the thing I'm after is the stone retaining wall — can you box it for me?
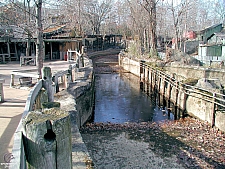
[54,57,94,168]
[119,55,225,132]
[164,65,225,86]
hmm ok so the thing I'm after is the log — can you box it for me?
[42,67,54,102]
[23,108,72,169]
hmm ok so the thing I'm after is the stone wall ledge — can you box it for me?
[54,58,94,169]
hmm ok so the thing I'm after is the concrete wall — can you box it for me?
[119,54,140,76]
[54,57,94,168]
[164,65,225,87]
[119,55,225,132]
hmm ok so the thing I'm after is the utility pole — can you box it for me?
[36,0,43,78]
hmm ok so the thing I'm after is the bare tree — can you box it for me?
[35,0,43,77]
[214,0,225,25]
[0,0,43,76]
[140,0,157,55]
[83,0,113,35]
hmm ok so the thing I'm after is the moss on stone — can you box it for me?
[182,78,199,86]
[23,108,69,125]
[42,102,60,109]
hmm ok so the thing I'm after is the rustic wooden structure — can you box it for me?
[20,56,36,66]
[0,79,5,102]
[23,109,72,169]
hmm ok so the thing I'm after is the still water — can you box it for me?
[93,73,174,123]
[81,73,180,169]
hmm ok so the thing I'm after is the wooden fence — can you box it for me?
[9,60,81,169]
[140,61,225,127]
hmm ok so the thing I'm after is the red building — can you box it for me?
[183,31,197,40]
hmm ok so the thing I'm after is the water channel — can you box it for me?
[80,72,188,168]
[92,72,174,123]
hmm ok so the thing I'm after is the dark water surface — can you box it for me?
[81,73,183,169]
[93,73,174,123]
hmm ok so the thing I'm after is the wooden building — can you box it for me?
[0,24,82,63]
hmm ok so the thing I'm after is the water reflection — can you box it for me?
[93,73,174,123]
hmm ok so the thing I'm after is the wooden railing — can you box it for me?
[140,62,225,127]
[9,60,80,169]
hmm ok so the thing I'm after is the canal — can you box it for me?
[92,72,174,123]
[81,72,183,168]
[80,55,225,169]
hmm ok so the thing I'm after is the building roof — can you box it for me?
[214,32,225,39]
[43,25,66,35]
[197,23,223,35]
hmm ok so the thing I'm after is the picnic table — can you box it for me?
[20,56,36,66]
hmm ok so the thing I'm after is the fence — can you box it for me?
[119,53,225,130]
[9,59,82,169]
[193,55,223,65]
[140,61,225,128]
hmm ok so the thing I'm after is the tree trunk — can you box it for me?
[149,0,157,56]
[36,0,43,78]
[26,34,31,57]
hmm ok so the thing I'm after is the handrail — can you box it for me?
[142,62,225,111]
[10,62,79,169]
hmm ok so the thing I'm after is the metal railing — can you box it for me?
[140,62,225,127]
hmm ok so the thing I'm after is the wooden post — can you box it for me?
[34,88,47,110]
[42,67,54,102]
[14,43,18,61]
[158,73,161,92]
[167,79,172,108]
[7,42,11,61]
[66,74,69,89]
[182,91,187,118]
[81,54,84,67]
[150,69,153,92]
[68,65,73,82]
[162,75,166,96]
[179,84,187,118]
[50,42,53,60]
[146,67,150,95]
[143,63,145,82]
[10,74,14,87]
[147,67,150,83]
[154,70,157,92]
[175,81,179,107]
[23,109,72,169]
[212,93,216,127]
[0,79,5,102]
[52,75,59,93]
[175,81,179,119]
[143,64,146,92]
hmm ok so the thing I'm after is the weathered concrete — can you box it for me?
[23,108,72,169]
[54,57,94,168]
[119,54,225,132]
[164,65,225,86]
[119,54,140,76]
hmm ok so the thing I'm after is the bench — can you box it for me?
[0,54,10,63]
[0,79,5,102]
[20,56,36,66]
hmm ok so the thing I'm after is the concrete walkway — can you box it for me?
[0,61,74,166]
